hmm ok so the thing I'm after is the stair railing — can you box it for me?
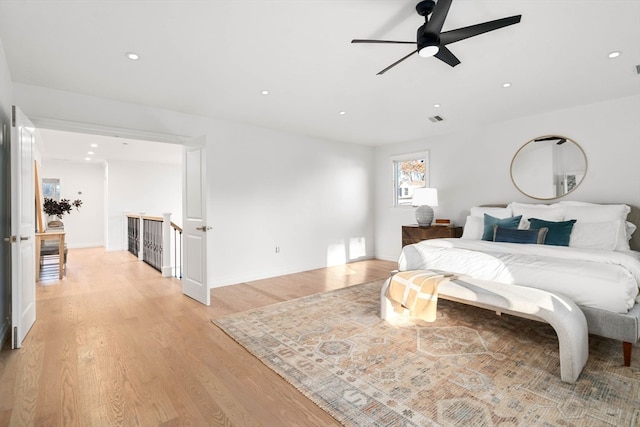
[125,213,182,279]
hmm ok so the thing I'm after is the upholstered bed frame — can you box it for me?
[479,204,640,366]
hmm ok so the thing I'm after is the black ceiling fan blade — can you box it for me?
[351,39,415,44]
[534,136,567,145]
[439,15,521,45]
[424,0,452,34]
[377,49,419,75]
[433,46,460,67]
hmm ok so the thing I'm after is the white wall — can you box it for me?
[40,160,105,248]
[106,160,182,251]
[374,95,640,261]
[12,84,376,286]
[21,83,637,286]
[206,124,374,285]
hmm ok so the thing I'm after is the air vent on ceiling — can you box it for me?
[429,115,444,123]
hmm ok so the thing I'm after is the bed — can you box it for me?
[396,201,640,366]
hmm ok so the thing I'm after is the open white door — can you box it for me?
[182,135,210,305]
[10,106,36,348]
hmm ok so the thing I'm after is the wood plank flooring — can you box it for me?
[0,247,396,426]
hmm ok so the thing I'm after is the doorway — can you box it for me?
[36,128,183,252]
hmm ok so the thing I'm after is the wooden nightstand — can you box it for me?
[402,225,463,247]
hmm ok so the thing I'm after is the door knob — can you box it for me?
[20,236,30,241]
[196,226,212,232]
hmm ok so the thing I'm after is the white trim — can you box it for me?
[29,116,190,145]
[390,151,430,163]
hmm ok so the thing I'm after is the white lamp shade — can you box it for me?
[412,188,438,207]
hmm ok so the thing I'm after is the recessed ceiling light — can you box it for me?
[339,111,346,115]
[608,51,621,59]
[261,90,270,95]
[433,104,441,108]
[502,82,512,88]
[90,143,98,148]
[88,151,94,155]
[125,52,140,60]
[84,157,91,161]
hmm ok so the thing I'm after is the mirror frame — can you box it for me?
[510,135,588,200]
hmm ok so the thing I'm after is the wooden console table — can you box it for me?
[35,231,65,280]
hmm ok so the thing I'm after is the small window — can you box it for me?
[42,178,61,201]
[392,152,429,207]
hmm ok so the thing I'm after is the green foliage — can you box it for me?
[43,198,83,219]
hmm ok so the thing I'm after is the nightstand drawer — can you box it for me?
[402,225,463,247]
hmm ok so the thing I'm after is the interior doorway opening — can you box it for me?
[36,127,184,255]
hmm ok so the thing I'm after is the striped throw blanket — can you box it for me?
[386,270,457,322]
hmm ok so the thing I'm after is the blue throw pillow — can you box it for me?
[494,226,548,244]
[482,214,522,241]
[528,218,577,246]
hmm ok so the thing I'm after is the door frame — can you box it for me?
[24,119,208,301]
[0,102,12,346]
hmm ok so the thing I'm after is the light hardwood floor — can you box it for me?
[0,247,396,426]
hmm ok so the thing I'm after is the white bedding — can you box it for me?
[398,238,640,313]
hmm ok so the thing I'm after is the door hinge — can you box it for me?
[11,105,16,127]
[13,327,18,348]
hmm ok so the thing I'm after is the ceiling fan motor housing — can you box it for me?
[417,25,439,50]
[416,0,436,16]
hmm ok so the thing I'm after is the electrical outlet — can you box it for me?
[275,246,280,253]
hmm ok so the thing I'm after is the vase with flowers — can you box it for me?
[43,198,83,227]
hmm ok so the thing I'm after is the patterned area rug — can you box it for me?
[213,280,640,426]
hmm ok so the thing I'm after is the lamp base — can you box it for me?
[415,205,434,227]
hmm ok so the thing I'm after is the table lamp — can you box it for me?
[411,188,438,227]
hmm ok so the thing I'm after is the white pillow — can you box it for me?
[461,215,484,240]
[508,202,565,229]
[469,206,512,219]
[561,203,630,222]
[558,201,596,205]
[626,221,637,241]
[561,204,631,251]
[569,221,621,251]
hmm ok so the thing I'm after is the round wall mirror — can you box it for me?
[510,135,587,200]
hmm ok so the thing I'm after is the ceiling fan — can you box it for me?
[352,0,521,75]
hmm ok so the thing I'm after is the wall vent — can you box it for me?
[636,64,640,75]
[428,115,444,123]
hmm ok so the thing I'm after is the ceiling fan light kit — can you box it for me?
[418,45,439,57]
[352,0,521,74]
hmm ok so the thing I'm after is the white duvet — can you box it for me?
[398,239,640,313]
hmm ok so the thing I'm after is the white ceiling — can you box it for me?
[1,0,639,149]
[36,128,182,165]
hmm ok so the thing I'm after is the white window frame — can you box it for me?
[391,151,429,207]
[42,178,61,201]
